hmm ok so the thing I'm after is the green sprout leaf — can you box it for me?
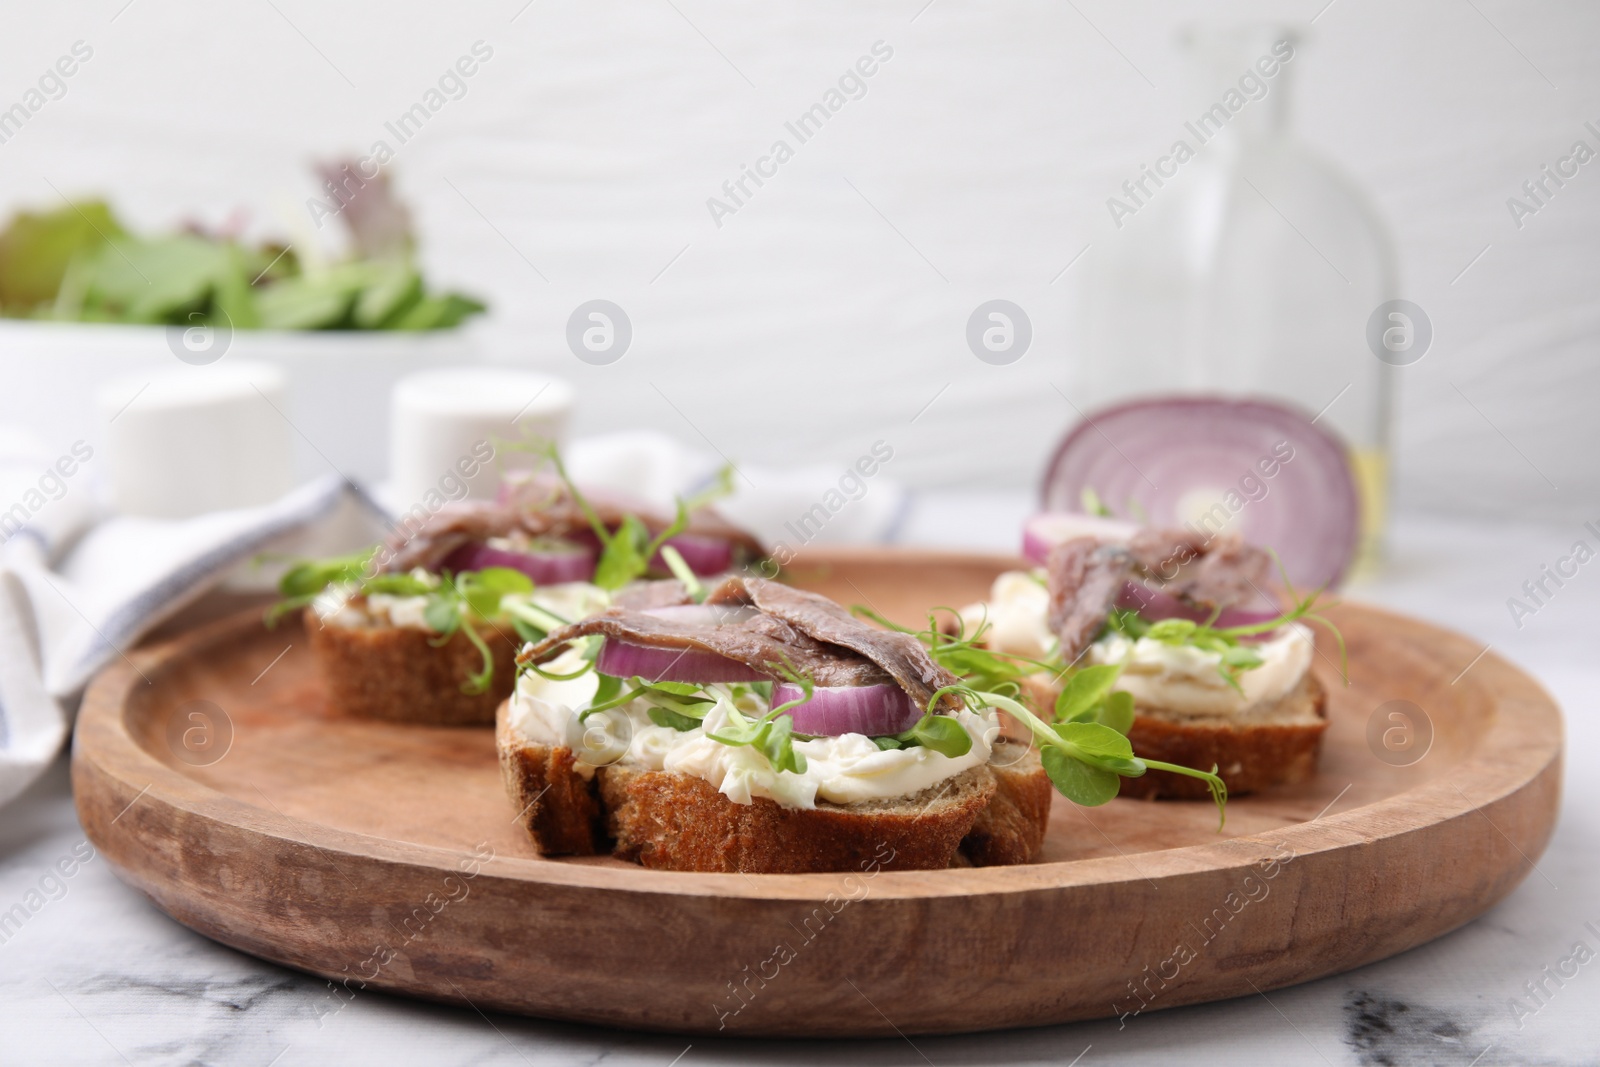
[423,595,461,639]
[265,548,377,626]
[643,680,702,697]
[1053,720,1135,760]
[1053,664,1124,723]
[575,673,629,720]
[639,681,716,726]
[1101,546,1349,692]
[658,544,704,601]
[1052,721,1144,776]
[647,705,703,731]
[706,673,813,775]
[1099,690,1135,735]
[682,464,737,513]
[459,566,533,619]
[362,572,435,597]
[592,513,651,591]
[971,689,1228,829]
[269,537,538,694]
[1040,747,1120,806]
[1105,610,1260,693]
[507,441,736,592]
[896,712,973,758]
[757,714,806,775]
[850,604,1046,699]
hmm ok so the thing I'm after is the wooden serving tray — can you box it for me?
[72,548,1562,1037]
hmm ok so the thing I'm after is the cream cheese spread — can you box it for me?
[509,648,999,809]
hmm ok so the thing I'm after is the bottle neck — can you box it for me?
[1180,26,1297,145]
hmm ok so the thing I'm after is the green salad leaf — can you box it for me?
[0,187,485,330]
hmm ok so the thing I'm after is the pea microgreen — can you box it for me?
[530,441,735,592]
[851,605,1046,697]
[1103,611,1264,693]
[705,673,815,775]
[268,553,532,694]
[1103,550,1347,690]
[851,604,1230,827]
[960,682,1227,828]
[872,711,975,757]
[264,548,376,626]
[411,568,534,693]
[658,544,706,601]
[1052,663,1137,734]
[1218,554,1348,682]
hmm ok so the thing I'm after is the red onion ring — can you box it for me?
[1114,581,1281,641]
[442,540,596,585]
[1021,513,1139,565]
[595,639,771,684]
[653,533,734,576]
[770,682,924,737]
[1040,395,1359,590]
[595,604,770,683]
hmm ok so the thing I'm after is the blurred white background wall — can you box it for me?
[1,0,1594,519]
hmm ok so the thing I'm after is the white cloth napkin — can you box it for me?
[0,430,906,810]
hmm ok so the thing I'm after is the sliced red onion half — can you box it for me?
[770,682,924,737]
[595,604,769,683]
[442,540,597,585]
[1115,581,1282,641]
[1021,513,1140,566]
[1040,395,1359,590]
[652,533,734,576]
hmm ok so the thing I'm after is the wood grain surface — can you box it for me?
[70,547,1563,1037]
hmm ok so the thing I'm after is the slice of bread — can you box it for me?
[960,741,1052,866]
[306,608,520,725]
[495,701,1054,872]
[495,700,606,854]
[598,762,996,873]
[1022,672,1327,799]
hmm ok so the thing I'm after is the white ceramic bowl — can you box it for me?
[0,320,484,490]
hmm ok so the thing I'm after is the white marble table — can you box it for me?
[2,504,1594,1066]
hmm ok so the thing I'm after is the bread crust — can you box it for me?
[1022,672,1327,799]
[494,699,1059,872]
[960,741,1052,866]
[595,762,996,873]
[494,700,606,854]
[1121,673,1327,798]
[306,607,519,725]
